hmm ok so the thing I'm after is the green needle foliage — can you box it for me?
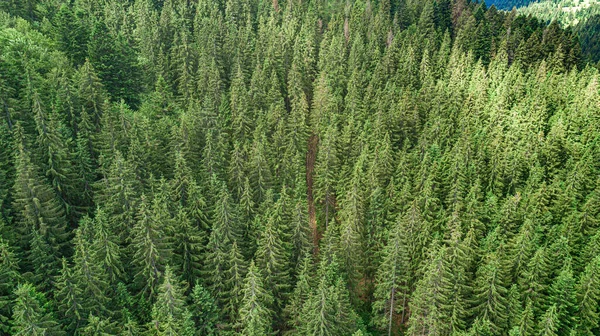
[0,0,598,334]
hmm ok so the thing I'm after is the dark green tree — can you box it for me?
[237,260,273,336]
[189,282,219,336]
[11,283,65,335]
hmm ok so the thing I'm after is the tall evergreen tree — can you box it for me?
[237,260,273,336]
[147,266,193,336]
[0,239,19,333]
[130,194,171,299]
[189,282,219,336]
[11,283,64,335]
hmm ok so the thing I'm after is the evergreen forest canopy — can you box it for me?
[0,0,599,335]
[519,0,600,26]
[484,0,538,10]
[515,0,600,63]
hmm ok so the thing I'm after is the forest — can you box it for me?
[485,0,538,10]
[0,0,599,335]
[515,0,600,63]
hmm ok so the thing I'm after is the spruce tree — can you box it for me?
[223,240,247,328]
[172,207,204,287]
[472,251,509,334]
[237,260,274,336]
[372,222,409,335]
[189,282,219,336]
[94,151,140,242]
[71,221,110,318]
[147,266,193,336]
[255,207,291,321]
[0,239,19,334]
[11,283,65,335]
[406,245,451,336]
[12,124,67,273]
[548,264,578,335]
[130,194,171,299]
[538,304,560,336]
[91,207,123,285]
[80,314,119,336]
[517,299,536,336]
[55,258,84,333]
[285,254,314,333]
[297,255,358,336]
[519,247,549,315]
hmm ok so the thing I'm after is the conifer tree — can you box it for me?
[517,299,536,336]
[189,282,219,336]
[55,258,84,333]
[297,255,358,336]
[548,264,578,335]
[289,181,312,271]
[285,254,314,333]
[87,20,141,107]
[172,208,204,286]
[12,124,67,268]
[53,4,88,66]
[32,92,80,222]
[131,194,171,299]
[80,314,119,336]
[223,240,247,327]
[538,304,560,336]
[94,151,140,241]
[372,222,409,335]
[91,207,123,285]
[0,239,19,333]
[519,247,549,315]
[75,60,107,127]
[71,221,110,318]
[237,260,273,336]
[147,266,193,336]
[255,208,291,320]
[211,181,243,246]
[472,251,509,334]
[313,122,339,230]
[26,230,57,291]
[203,226,228,310]
[406,245,451,336]
[11,283,64,335]
[576,255,600,335]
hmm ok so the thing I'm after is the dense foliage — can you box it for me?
[0,0,599,335]
[485,0,538,10]
[576,13,600,63]
[514,0,600,63]
[519,0,600,26]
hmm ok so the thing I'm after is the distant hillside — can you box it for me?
[517,0,600,62]
[485,0,539,10]
[575,14,600,62]
[519,0,600,26]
